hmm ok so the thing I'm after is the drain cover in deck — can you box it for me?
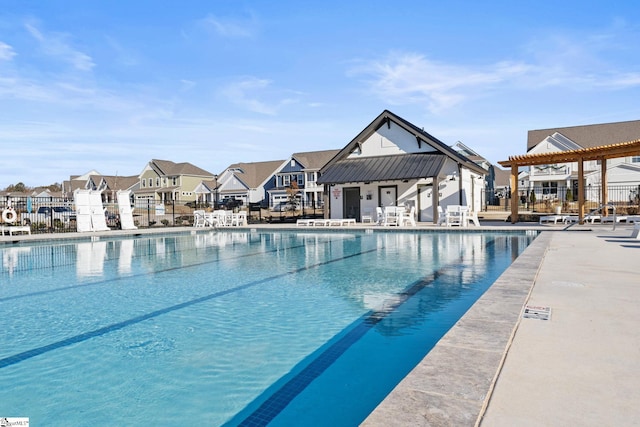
[523,305,551,320]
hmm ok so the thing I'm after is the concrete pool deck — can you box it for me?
[362,223,640,426]
[2,222,638,425]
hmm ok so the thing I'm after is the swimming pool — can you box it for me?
[0,229,537,426]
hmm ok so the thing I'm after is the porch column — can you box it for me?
[433,178,441,224]
[601,159,608,217]
[578,158,585,223]
[323,184,330,219]
[510,164,518,224]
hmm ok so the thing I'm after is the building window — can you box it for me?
[172,177,177,186]
[307,172,316,184]
[632,156,640,163]
[542,181,558,197]
[297,174,304,186]
[290,159,296,167]
[156,177,160,187]
[283,175,290,186]
[141,179,146,188]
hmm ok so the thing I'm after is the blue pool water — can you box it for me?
[0,230,537,426]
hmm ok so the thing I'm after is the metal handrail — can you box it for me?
[564,203,617,231]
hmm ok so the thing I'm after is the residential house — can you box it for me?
[62,170,102,200]
[523,120,640,203]
[63,171,139,204]
[317,110,487,223]
[268,149,340,208]
[454,141,508,205]
[216,160,286,207]
[135,159,215,204]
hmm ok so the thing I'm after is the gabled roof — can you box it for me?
[493,167,512,187]
[319,110,486,177]
[100,175,139,191]
[317,153,447,184]
[527,119,640,151]
[224,160,285,189]
[291,149,341,170]
[149,159,214,177]
[529,132,583,154]
[501,139,640,167]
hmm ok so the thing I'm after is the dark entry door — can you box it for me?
[343,187,361,219]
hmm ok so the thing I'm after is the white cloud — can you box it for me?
[220,77,301,115]
[24,22,95,71]
[221,77,276,115]
[351,23,640,114]
[0,41,16,61]
[200,12,257,38]
[351,52,528,113]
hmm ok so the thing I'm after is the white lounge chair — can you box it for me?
[539,215,564,224]
[117,190,138,230]
[0,225,31,236]
[89,191,110,231]
[74,189,93,232]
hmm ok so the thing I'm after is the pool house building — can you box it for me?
[317,110,487,224]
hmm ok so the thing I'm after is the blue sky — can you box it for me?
[2,1,640,188]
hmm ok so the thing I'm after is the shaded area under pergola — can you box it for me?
[499,139,640,224]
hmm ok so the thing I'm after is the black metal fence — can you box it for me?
[483,184,640,214]
[1,196,326,235]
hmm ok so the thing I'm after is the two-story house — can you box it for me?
[216,160,286,207]
[522,120,640,203]
[268,149,340,209]
[134,159,215,204]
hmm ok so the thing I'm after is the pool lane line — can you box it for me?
[0,235,357,304]
[0,246,379,370]
[233,238,499,427]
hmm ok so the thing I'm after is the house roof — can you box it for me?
[225,160,285,188]
[320,110,487,177]
[291,149,341,170]
[500,139,640,167]
[149,159,214,177]
[527,120,640,151]
[317,153,447,184]
[493,167,512,187]
[100,175,139,191]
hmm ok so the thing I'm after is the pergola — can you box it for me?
[498,139,640,224]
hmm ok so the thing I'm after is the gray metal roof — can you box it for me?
[317,153,447,184]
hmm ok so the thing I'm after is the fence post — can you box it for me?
[147,198,151,228]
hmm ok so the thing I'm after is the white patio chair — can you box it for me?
[193,210,206,227]
[445,205,463,227]
[232,211,247,226]
[361,209,373,224]
[383,207,400,226]
[436,206,447,226]
[375,207,384,225]
[401,206,416,226]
